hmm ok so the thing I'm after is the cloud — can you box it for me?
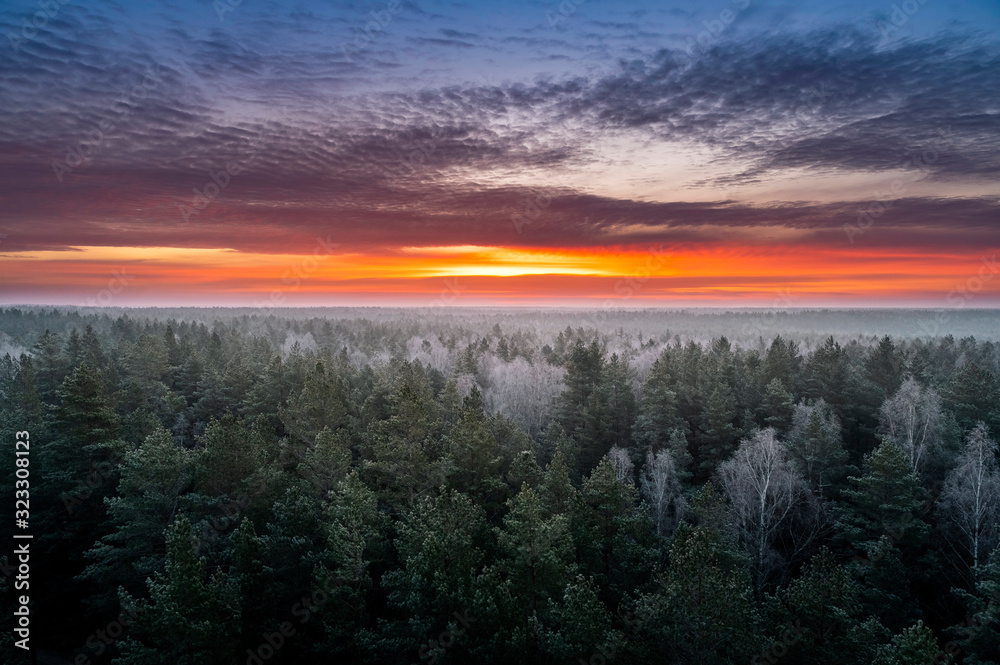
[1,6,998,262]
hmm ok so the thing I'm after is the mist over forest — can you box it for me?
[2,307,1000,664]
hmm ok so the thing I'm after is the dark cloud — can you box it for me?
[569,27,1000,181]
[1,4,997,261]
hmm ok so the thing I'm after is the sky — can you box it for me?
[0,0,998,307]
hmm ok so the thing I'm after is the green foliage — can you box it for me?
[5,310,997,662]
[633,524,760,665]
[873,621,948,665]
[115,514,241,665]
[836,441,930,557]
[81,428,196,608]
[950,544,1000,665]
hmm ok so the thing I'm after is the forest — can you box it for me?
[1,306,999,665]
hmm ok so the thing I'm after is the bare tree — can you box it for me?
[938,423,1000,574]
[607,445,635,482]
[640,448,686,536]
[878,377,943,475]
[718,428,813,592]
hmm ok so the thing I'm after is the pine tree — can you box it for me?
[785,399,849,496]
[697,383,737,480]
[315,472,386,659]
[601,353,636,451]
[865,335,905,401]
[497,486,576,614]
[836,441,929,559]
[761,378,795,434]
[872,621,946,665]
[558,340,608,475]
[769,547,887,663]
[633,524,760,665]
[81,428,196,609]
[949,543,1000,665]
[298,425,353,498]
[944,362,1000,434]
[445,386,505,506]
[116,515,240,665]
[33,329,66,404]
[382,488,487,650]
[633,352,681,460]
[280,361,353,447]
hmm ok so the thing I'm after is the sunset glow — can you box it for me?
[1,0,998,307]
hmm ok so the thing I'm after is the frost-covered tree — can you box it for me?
[719,428,813,592]
[640,448,686,536]
[607,445,635,482]
[938,423,1000,573]
[879,378,943,475]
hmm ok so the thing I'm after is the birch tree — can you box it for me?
[640,448,686,536]
[938,423,1000,572]
[719,427,811,592]
[607,445,634,483]
[878,378,943,475]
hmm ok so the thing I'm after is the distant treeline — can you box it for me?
[1,307,998,664]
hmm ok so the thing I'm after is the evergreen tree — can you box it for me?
[697,383,737,480]
[81,428,196,609]
[633,353,681,461]
[280,360,353,448]
[769,547,888,664]
[785,399,849,496]
[865,335,905,402]
[761,378,795,434]
[381,489,488,654]
[944,362,1000,434]
[836,441,930,559]
[315,472,387,659]
[949,543,1000,665]
[872,621,947,665]
[633,524,760,665]
[116,515,240,665]
[496,486,576,614]
[33,329,67,404]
